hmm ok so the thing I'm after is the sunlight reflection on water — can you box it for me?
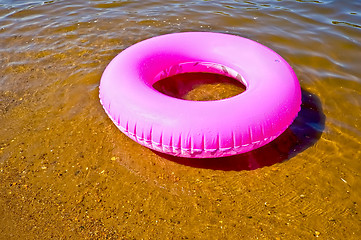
[1,0,361,239]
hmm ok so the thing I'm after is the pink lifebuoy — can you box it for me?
[99,32,301,158]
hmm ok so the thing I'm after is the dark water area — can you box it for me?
[1,0,361,239]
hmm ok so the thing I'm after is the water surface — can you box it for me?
[1,0,361,239]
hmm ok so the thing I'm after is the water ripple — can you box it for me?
[1,1,361,238]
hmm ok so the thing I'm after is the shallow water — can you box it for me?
[1,0,361,239]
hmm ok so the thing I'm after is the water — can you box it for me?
[1,0,361,239]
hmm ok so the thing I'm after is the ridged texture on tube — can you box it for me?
[99,32,302,158]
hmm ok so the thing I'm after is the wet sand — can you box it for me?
[1,0,361,239]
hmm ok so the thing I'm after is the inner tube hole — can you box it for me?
[152,62,246,101]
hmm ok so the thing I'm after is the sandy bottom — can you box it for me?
[1,0,361,239]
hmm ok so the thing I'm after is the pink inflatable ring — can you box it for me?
[99,32,301,158]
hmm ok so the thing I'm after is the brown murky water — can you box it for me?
[1,0,361,239]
